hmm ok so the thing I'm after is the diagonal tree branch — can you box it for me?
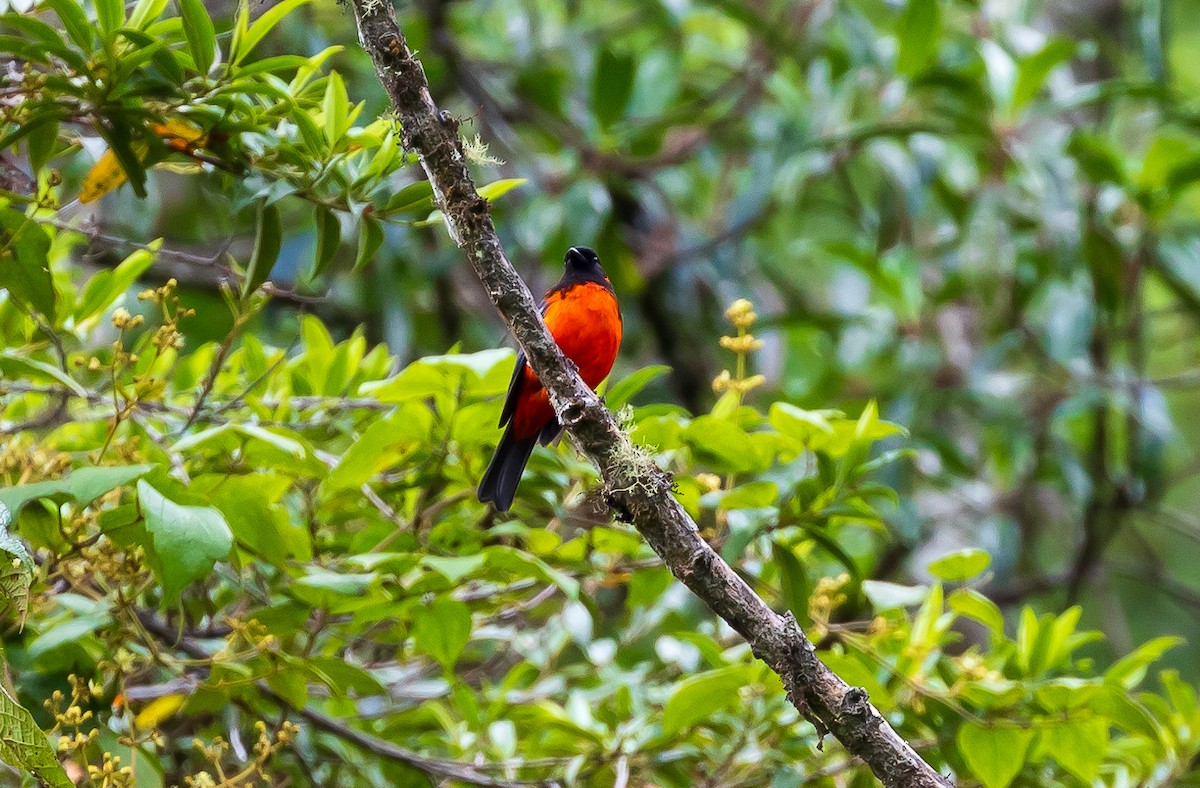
[347,3,953,785]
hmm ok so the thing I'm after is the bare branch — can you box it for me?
[347,4,952,786]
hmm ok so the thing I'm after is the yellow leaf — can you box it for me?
[79,150,128,204]
[133,693,185,729]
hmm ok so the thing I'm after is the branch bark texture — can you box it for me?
[348,3,952,785]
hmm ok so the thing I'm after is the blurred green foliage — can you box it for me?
[1,0,1200,784]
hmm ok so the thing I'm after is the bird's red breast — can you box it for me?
[510,281,622,439]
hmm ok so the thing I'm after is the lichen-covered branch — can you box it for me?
[346,3,952,785]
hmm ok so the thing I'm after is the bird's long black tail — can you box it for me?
[477,425,537,512]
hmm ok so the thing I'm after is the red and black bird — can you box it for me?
[478,247,622,511]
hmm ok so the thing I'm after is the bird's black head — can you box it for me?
[557,246,612,292]
[565,246,602,275]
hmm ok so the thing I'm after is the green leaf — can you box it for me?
[0,352,88,398]
[771,541,810,626]
[312,206,341,277]
[233,0,313,63]
[199,473,305,566]
[0,209,56,317]
[352,214,384,272]
[75,243,158,325]
[383,180,435,215]
[306,656,387,697]
[412,597,471,670]
[948,588,1004,637]
[593,46,635,128]
[862,580,928,611]
[321,404,433,493]
[177,0,216,74]
[95,0,126,34]
[927,548,991,582]
[1105,636,1183,689]
[956,722,1033,788]
[768,402,835,443]
[322,71,349,143]
[0,503,32,628]
[129,0,169,30]
[718,481,778,509]
[1011,39,1075,113]
[420,554,486,584]
[477,178,528,202]
[895,0,941,77]
[1088,687,1162,741]
[266,666,308,709]
[682,416,760,472]
[662,664,755,735]
[604,365,670,411]
[27,119,58,174]
[136,480,233,604]
[242,200,281,301]
[0,684,72,788]
[0,465,154,519]
[1046,719,1108,782]
[45,0,95,49]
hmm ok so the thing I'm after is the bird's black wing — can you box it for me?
[497,348,527,428]
[497,298,549,428]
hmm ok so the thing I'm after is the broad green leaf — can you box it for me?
[1044,718,1108,782]
[862,580,928,611]
[412,597,471,669]
[27,118,57,174]
[321,403,433,492]
[927,548,991,582]
[948,588,1004,637]
[199,473,307,566]
[353,214,384,272]
[0,465,154,518]
[128,0,169,29]
[177,0,216,74]
[718,481,778,509]
[0,209,55,317]
[1105,636,1184,689]
[772,541,810,626]
[956,722,1033,788]
[306,657,387,698]
[0,503,32,628]
[383,180,435,215]
[312,205,341,277]
[0,352,88,397]
[0,685,72,788]
[662,664,755,735]
[682,416,761,472]
[95,0,126,34]
[768,402,835,443]
[420,554,486,584]
[605,365,670,411]
[242,200,282,301]
[482,546,580,600]
[233,0,314,63]
[137,480,233,604]
[46,0,94,49]
[266,667,308,709]
[477,178,528,201]
[74,243,158,325]
[895,0,941,76]
[323,71,350,143]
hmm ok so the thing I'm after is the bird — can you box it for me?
[477,246,622,512]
